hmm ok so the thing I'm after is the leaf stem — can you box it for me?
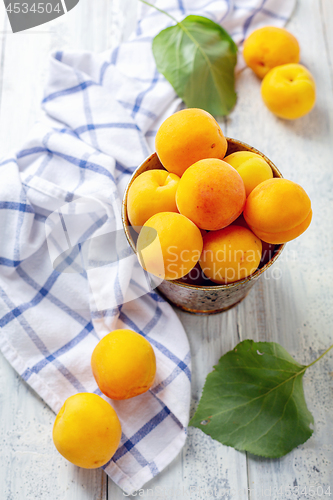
[306,343,333,369]
[138,0,215,85]
[138,0,180,25]
[192,342,333,417]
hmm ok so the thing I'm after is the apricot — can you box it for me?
[53,393,121,469]
[243,27,300,79]
[199,226,262,284]
[261,63,316,120]
[155,108,228,177]
[231,215,276,265]
[223,151,273,197]
[91,329,156,400]
[137,212,203,280]
[176,159,246,231]
[127,170,180,231]
[243,178,312,244]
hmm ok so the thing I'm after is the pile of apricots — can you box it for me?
[243,26,316,120]
[53,329,157,469]
[128,108,312,285]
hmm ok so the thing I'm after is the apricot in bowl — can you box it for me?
[176,158,246,230]
[155,108,228,177]
[199,225,262,284]
[224,151,273,197]
[136,212,203,281]
[127,169,180,231]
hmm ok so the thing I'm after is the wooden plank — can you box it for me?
[0,27,52,153]
[117,0,139,43]
[0,354,108,500]
[58,0,113,52]
[0,1,118,498]
[231,0,333,494]
[0,0,118,156]
[320,0,333,89]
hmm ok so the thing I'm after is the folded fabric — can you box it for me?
[0,0,295,494]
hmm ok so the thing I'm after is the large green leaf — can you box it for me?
[152,15,238,116]
[190,340,314,458]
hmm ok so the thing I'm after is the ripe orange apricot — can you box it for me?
[176,159,246,231]
[199,226,262,284]
[127,169,180,231]
[155,108,228,177]
[53,393,122,468]
[243,178,312,244]
[243,27,300,79]
[261,63,316,120]
[231,214,276,265]
[137,212,203,280]
[224,151,273,197]
[91,329,156,400]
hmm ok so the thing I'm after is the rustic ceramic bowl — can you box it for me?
[122,138,285,314]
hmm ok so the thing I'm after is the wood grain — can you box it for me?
[320,0,333,90]
[228,0,333,496]
[0,1,122,498]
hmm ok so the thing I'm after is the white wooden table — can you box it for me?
[0,0,333,498]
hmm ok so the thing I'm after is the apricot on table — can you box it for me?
[155,108,228,177]
[243,26,300,79]
[127,169,180,231]
[224,151,273,197]
[176,158,246,231]
[91,329,156,400]
[243,178,312,243]
[261,63,316,120]
[199,225,262,284]
[137,212,203,280]
[53,393,121,468]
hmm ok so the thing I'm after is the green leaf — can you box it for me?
[189,340,314,458]
[152,15,238,116]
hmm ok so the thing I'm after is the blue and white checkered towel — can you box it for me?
[0,0,295,494]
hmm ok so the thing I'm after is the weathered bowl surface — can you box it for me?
[122,138,285,314]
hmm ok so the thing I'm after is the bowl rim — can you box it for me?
[121,137,286,291]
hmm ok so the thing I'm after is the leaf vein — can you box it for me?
[245,376,297,446]
[198,371,305,418]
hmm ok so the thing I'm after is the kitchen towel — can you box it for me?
[0,0,296,494]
